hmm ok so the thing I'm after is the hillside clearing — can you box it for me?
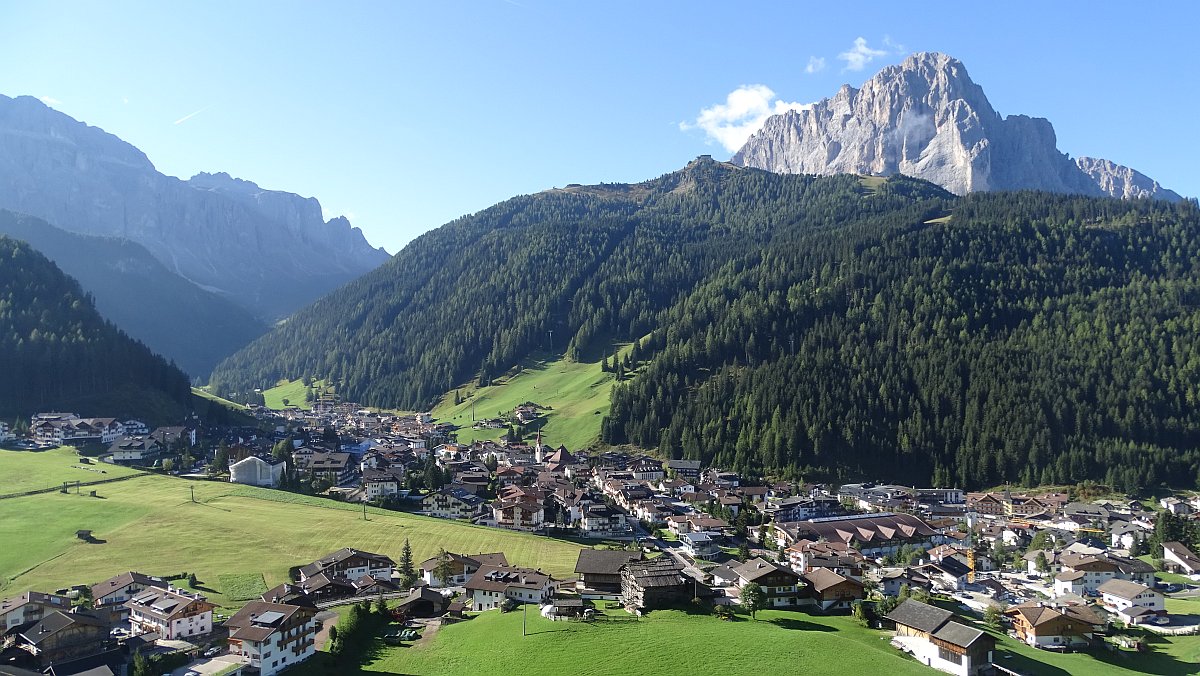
[431,346,633,450]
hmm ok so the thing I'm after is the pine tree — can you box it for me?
[399,538,417,588]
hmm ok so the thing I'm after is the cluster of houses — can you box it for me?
[10,394,1200,676]
[7,412,200,471]
[0,548,417,676]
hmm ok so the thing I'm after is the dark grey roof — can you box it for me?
[623,557,684,588]
[20,611,107,646]
[930,557,971,578]
[932,620,988,649]
[883,599,954,634]
[574,549,642,575]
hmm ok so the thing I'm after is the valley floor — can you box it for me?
[0,449,583,608]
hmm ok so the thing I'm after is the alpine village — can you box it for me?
[2,15,1199,676]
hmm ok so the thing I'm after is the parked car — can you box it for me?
[204,647,222,657]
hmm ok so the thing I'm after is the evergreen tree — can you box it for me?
[398,538,417,588]
[433,548,453,588]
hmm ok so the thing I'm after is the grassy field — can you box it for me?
[990,623,1200,675]
[0,446,142,494]
[292,602,1200,676]
[261,378,311,410]
[294,608,933,676]
[431,347,633,450]
[0,451,583,608]
[192,387,247,410]
[217,573,269,601]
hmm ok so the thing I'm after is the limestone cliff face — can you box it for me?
[0,94,390,319]
[1075,156,1182,201]
[732,53,1179,201]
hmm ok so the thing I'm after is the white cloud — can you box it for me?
[883,35,906,53]
[838,37,887,72]
[680,85,812,152]
[805,56,826,74]
[38,96,61,106]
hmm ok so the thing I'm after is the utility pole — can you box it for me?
[190,485,195,503]
[547,330,553,351]
[522,600,528,637]
[363,502,368,521]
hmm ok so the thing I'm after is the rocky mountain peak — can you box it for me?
[0,93,391,319]
[732,53,1180,202]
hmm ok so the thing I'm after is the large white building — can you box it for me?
[465,565,553,611]
[126,587,214,639]
[225,601,319,676]
[1098,579,1165,625]
[230,456,286,487]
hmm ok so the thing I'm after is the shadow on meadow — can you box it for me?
[766,616,837,632]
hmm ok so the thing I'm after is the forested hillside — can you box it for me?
[0,236,192,419]
[211,159,946,405]
[0,211,267,378]
[212,158,1200,490]
[604,194,1200,491]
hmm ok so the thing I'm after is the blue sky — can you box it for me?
[3,2,1197,253]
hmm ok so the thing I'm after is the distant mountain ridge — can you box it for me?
[732,52,1182,202]
[0,210,267,378]
[0,94,390,319]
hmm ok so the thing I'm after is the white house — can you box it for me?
[0,421,11,443]
[91,571,165,621]
[1160,497,1192,516]
[108,435,162,464]
[126,587,214,639]
[230,456,286,487]
[680,531,719,559]
[422,486,484,519]
[464,565,553,611]
[1163,541,1200,575]
[420,552,508,587]
[1098,579,1165,624]
[299,548,395,583]
[362,468,405,501]
[123,419,149,435]
[225,601,318,676]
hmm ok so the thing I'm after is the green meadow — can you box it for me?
[294,608,933,676]
[0,450,583,608]
[431,346,634,450]
[0,445,142,494]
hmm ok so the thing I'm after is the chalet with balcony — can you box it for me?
[732,558,804,607]
[299,548,395,583]
[465,566,553,611]
[126,587,214,639]
[225,601,318,676]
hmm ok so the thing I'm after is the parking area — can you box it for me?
[170,654,246,676]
